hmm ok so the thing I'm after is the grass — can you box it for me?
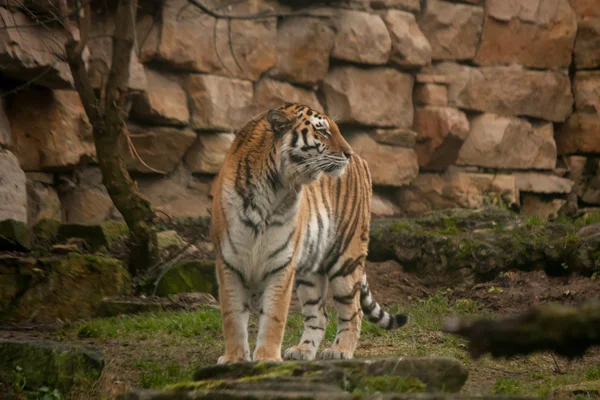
[52,292,600,399]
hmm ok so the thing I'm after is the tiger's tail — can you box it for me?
[360,272,409,330]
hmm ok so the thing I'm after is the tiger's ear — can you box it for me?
[267,109,291,136]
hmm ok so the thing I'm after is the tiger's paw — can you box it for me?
[217,354,250,365]
[283,345,317,361]
[318,347,353,360]
[253,347,283,363]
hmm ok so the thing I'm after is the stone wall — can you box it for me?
[0,0,599,224]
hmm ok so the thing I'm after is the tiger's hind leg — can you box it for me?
[283,272,328,361]
[319,256,364,360]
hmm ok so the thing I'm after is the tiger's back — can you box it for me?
[211,103,407,364]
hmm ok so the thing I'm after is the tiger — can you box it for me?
[210,102,408,364]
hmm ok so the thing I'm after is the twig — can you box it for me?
[123,124,168,174]
[187,0,331,20]
[0,66,55,97]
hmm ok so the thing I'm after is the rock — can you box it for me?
[187,74,254,131]
[574,71,600,113]
[0,150,27,223]
[323,67,414,128]
[457,114,556,170]
[371,128,417,148]
[556,113,600,155]
[521,195,567,219]
[332,10,391,65]
[347,133,418,187]
[415,83,448,106]
[569,0,600,19]
[255,78,323,112]
[58,224,110,250]
[270,17,334,85]
[565,156,600,205]
[88,16,147,92]
[130,68,190,126]
[574,18,600,69]
[152,260,218,298]
[372,192,401,216]
[61,188,114,224]
[383,10,432,68]
[418,0,484,61]
[371,0,420,12]
[514,172,574,194]
[157,230,188,252]
[185,132,235,175]
[0,340,104,392]
[425,62,573,122]
[474,0,577,68]
[396,169,518,215]
[32,219,61,243]
[0,253,130,323]
[151,0,276,80]
[415,73,453,85]
[119,126,196,174]
[413,107,469,171]
[138,167,213,218]
[7,88,95,171]
[0,8,72,88]
[0,98,10,148]
[96,293,218,318]
[0,219,32,251]
[26,179,61,226]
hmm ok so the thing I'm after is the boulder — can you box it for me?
[152,260,218,298]
[475,0,577,68]
[88,16,147,92]
[130,68,190,126]
[0,253,130,323]
[255,78,323,112]
[0,219,32,251]
[415,83,448,106]
[383,10,431,68]
[270,17,334,85]
[371,0,420,12]
[32,219,61,243]
[57,223,110,250]
[371,128,417,148]
[61,188,114,224]
[26,178,61,226]
[457,114,556,170]
[574,17,600,69]
[556,112,600,155]
[0,340,104,393]
[0,8,72,88]
[574,71,600,113]
[418,0,484,61]
[521,195,567,219]
[413,107,469,171]
[569,0,600,19]
[425,62,573,122]
[0,150,27,223]
[0,98,10,148]
[7,88,95,171]
[565,156,600,205]
[187,74,254,131]
[150,0,276,80]
[396,168,518,215]
[323,67,414,128]
[332,10,391,65]
[372,192,401,216]
[119,126,196,174]
[347,133,418,187]
[514,172,574,194]
[185,133,235,175]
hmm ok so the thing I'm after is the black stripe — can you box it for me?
[291,130,299,147]
[268,230,294,259]
[329,256,363,280]
[263,257,292,280]
[221,251,248,288]
[339,311,359,323]
[386,314,395,330]
[307,325,324,331]
[304,315,317,322]
[303,298,321,307]
[296,279,316,287]
[333,282,361,305]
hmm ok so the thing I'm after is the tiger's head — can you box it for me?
[267,103,353,186]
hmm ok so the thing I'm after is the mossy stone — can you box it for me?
[102,220,129,243]
[0,219,32,251]
[32,218,61,243]
[58,223,109,250]
[0,339,103,393]
[155,260,217,298]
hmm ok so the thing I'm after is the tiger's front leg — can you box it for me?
[253,263,295,362]
[216,258,251,365]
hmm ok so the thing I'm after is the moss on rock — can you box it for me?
[0,339,103,394]
[0,219,32,251]
[32,218,61,243]
[153,260,218,298]
[0,253,130,323]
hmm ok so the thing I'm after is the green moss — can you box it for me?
[390,221,412,233]
[154,260,218,298]
[0,219,32,251]
[351,375,426,395]
[32,219,61,243]
[492,377,522,395]
[58,223,108,250]
[101,221,129,243]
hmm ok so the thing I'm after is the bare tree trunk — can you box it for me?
[63,0,159,275]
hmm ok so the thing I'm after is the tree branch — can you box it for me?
[443,303,600,360]
[187,0,331,20]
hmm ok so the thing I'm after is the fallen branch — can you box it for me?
[443,302,600,360]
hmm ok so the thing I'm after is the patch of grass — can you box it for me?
[491,377,521,395]
[350,375,426,395]
[74,308,222,339]
[135,361,195,389]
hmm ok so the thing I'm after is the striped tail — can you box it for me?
[360,273,409,330]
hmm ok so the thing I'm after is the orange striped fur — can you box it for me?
[211,103,407,364]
